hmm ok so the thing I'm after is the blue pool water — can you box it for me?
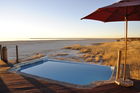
[19,60,113,85]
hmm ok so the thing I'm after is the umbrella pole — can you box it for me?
[123,17,128,81]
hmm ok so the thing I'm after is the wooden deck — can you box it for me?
[0,60,140,93]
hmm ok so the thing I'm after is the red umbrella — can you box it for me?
[82,0,140,81]
[82,0,140,22]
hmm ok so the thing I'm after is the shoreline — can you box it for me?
[0,38,117,42]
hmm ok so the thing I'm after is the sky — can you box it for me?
[0,0,140,41]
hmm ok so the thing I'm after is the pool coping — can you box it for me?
[8,56,116,89]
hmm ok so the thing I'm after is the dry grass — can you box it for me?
[84,57,94,62]
[65,41,140,80]
[79,48,91,53]
[49,53,69,57]
[64,44,84,50]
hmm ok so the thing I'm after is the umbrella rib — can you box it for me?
[104,8,119,22]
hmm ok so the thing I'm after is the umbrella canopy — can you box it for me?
[82,0,140,22]
[82,0,140,81]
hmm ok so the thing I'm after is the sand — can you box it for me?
[0,39,115,62]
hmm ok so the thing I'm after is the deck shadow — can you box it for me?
[22,75,78,93]
[0,77,11,93]
[22,75,56,93]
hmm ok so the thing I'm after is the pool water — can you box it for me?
[19,60,113,85]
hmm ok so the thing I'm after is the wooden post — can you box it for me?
[116,50,121,81]
[123,17,128,81]
[0,45,1,59]
[16,45,19,63]
[1,46,8,63]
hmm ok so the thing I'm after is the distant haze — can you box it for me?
[0,0,140,41]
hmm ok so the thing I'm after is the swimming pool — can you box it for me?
[11,58,114,86]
